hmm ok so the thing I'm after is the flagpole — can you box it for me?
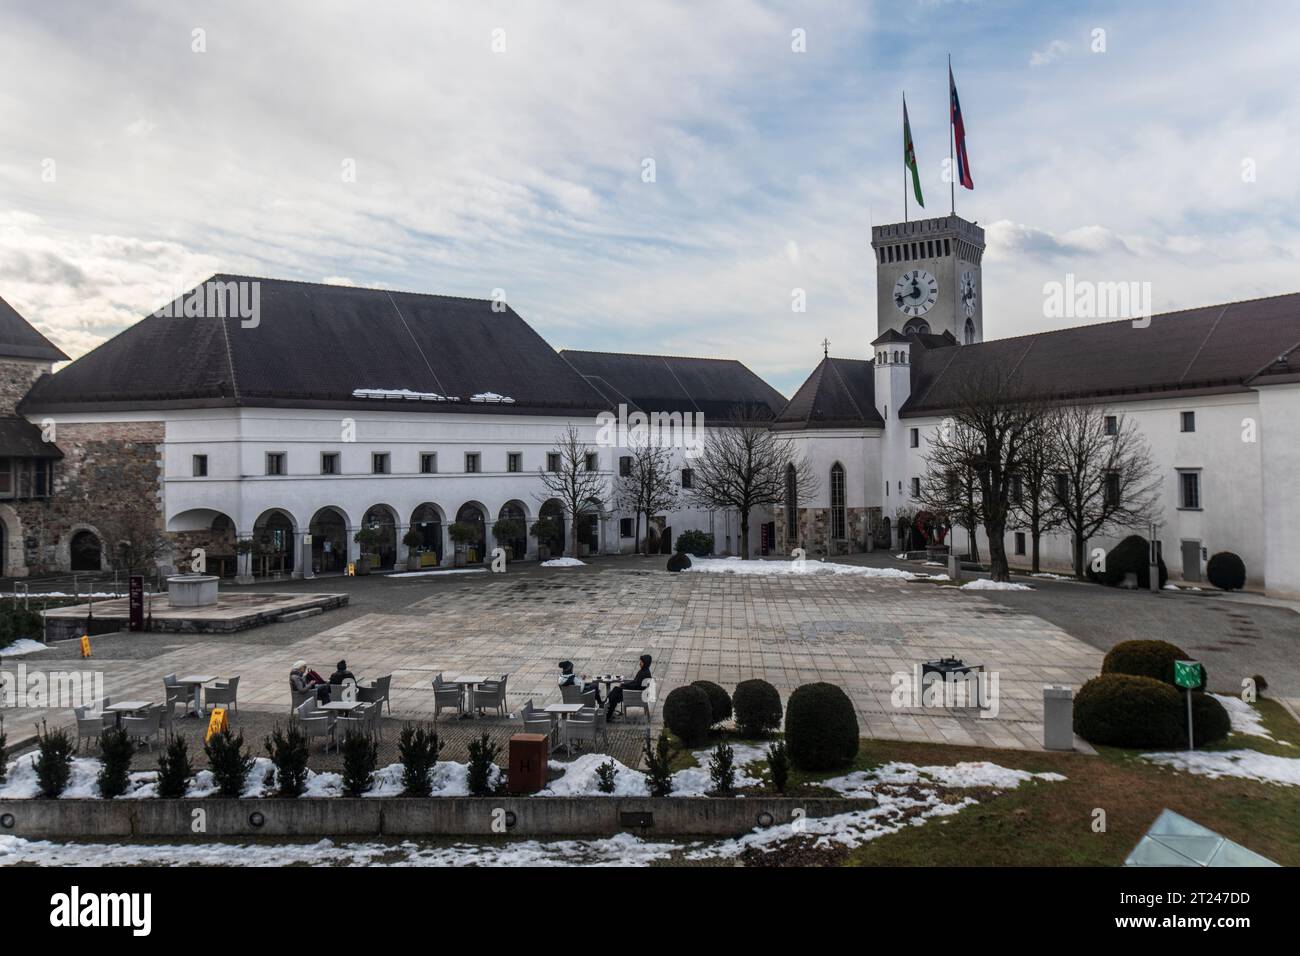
[948,54,955,217]
[903,92,909,223]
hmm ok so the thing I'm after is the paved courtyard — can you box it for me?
[4,558,1111,754]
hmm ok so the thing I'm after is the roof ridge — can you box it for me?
[207,273,499,307]
[658,356,702,415]
[1177,305,1229,383]
[385,291,448,396]
[560,347,745,364]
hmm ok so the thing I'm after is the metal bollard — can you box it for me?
[1043,685,1074,751]
[947,553,962,582]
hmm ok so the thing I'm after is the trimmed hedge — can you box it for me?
[1206,552,1246,591]
[1074,674,1185,748]
[675,530,714,557]
[734,679,783,736]
[663,685,712,745]
[0,601,44,649]
[1191,692,1231,745]
[1103,639,1207,690]
[1099,535,1168,589]
[690,680,732,726]
[785,682,859,770]
[666,552,691,573]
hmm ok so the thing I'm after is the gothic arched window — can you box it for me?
[785,463,798,542]
[903,319,930,336]
[830,463,846,540]
[964,317,976,345]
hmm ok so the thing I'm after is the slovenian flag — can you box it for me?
[949,65,973,190]
[903,95,924,207]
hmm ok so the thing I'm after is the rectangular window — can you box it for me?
[419,452,437,474]
[585,452,598,472]
[320,452,340,475]
[1014,532,1026,556]
[547,452,561,472]
[1104,415,1118,436]
[192,454,208,477]
[1054,473,1069,502]
[0,459,11,495]
[1104,471,1121,507]
[909,427,919,448]
[464,453,480,474]
[1181,411,1195,433]
[910,476,920,497]
[619,518,633,538]
[371,453,390,475]
[1010,474,1023,503]
[507,452,522,473]
[619,455,632,477]
[681,467,693,489]
[1179,470,1201,509]
[265,452,286,476]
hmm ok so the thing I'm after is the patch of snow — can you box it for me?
[541,744,769,798]
[0,638,48,657]
[1031,573,1074,581]
[541,557,586,568]
[823,761,1065,797]
[1142,749,1300,787]
[387,568,487,578]
[960,578,1034,591]
[1210,694,1273,740]
[684,558,919,580]
[1163,583,1202,592]
[469,392,515,404]
[352,388,457,402]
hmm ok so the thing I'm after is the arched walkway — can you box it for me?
[70,528,103,571]
[310,506,349,574]
[361,505,399,571]
[496,500,528,559]
[409,503,445,567]
[454,502,487,563]
[578,497,602,555]
[253,508,296,576]
[538,499,565,556]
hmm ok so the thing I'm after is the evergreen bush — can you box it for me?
[204,728,255,797]
[785,682,859,770]
[97,728,135,799]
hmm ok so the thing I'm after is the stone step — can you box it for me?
[278,607,325,623]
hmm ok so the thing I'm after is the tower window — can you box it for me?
[785,463,798,540]
[830,463,846,540]
[944,239,950,256]
[909,428,919,448]
[964,318,975,345]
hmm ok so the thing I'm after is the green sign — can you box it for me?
[1174,660,1203,690]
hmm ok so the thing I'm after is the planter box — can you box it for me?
[0,796,872,840]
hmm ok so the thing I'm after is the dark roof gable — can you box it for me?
[0,295,69,362]
[772,356,884,431]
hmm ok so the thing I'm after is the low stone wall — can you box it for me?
[0,796,870,840]
[41,592,349,642]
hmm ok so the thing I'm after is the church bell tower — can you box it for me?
[870,215,984,344]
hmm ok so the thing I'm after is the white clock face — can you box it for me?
[894,269,938,317]
[960,270,977,317]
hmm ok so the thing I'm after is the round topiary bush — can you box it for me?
[785,682,859,770]
[663,685,712,745]
[1073,674,1185,748]
[666,552,691,573]
[1190,692,1231,746]
[1102,639,1207,690]
[690,680,732,726]
[1100,535,1168,589]
[733,679,783,737]
[1206,551,1246,591]
[675,530,714,557]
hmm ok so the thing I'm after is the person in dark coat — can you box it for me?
[606,654,652,721]
[558,660,602,705]
[330,660,357,685]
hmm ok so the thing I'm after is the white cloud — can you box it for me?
[1029,40,1068,66]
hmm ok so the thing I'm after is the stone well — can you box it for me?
[166,574,219,608]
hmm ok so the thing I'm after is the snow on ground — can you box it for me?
[1031,573,1074,581]
[684,558,924,580]
[1163,583,1202,592]
[960,578,1034,591]
[540,744,770,797]
[541,557,586,568]
[0,638,48,657]
[823,761,1065,796]
[1142,750,1300,787]
[386,568,487,578]
[1211,694,1275,740]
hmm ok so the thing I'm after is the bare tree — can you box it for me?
[535,426,609,558]
[614,439,680,554]
[1052,405,1161,575]
[915,425,984,562]
[689,414,817,558]
[1010,409,1066,573]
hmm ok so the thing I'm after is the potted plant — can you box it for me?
[530,517,561,561]
[353,527,381,575]
[401,529,423,571]
[233,537,256,584]
[448,522,480,567]
[491,518,524,561]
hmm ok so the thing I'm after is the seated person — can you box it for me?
[605,653,652,721]
[291,660,331,703]
[330,659,357,685]
[557,660,602,705]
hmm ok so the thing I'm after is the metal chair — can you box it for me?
[357,674,392,715]
[560,683,596,707]
[290,682,315,714]
[75,708,104,752]
[163,675,194,714]
[562,707,601,753]
[336,700,375,740]
[521,699,557,751]
[471,676,508,717]
[205,676,240,715]
[95,696,116,729]
[121,706,163,752]
[296,699,337,752]
[432,673,463,719]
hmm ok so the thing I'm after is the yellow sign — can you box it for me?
[205,706,229,742]
[346,562,356,576]
[79,635,92,658]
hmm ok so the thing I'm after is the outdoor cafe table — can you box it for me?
[543,702,586,751]
[176,674,217,717]
[318,700,363,713]
[448,675,488,718]
[102,700,152,727]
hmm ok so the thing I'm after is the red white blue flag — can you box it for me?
[949,65,973,190]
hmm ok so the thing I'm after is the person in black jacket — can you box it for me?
[558,660,602,705]
[606,654,652,721]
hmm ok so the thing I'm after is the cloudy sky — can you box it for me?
[1,0,1296,393]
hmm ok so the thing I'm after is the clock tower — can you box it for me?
[870,215,984,344]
